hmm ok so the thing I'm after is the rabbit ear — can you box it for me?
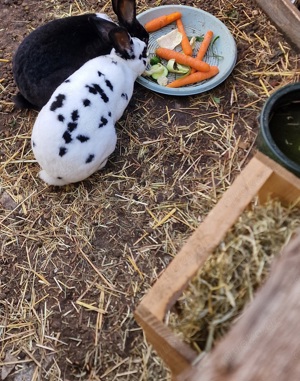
[114,0,136,26]
[109,27,133,58]
[113,0,149,43]
[88,16,118,43]
[111,0,119,16]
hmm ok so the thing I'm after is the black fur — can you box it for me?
[59,147,68,157]
[83,99,91,107]
[50,94,66,111]
[13,14,113,110]
[67,122,77,132]
[77,135,90,143]
[12,0,149,110]
[71,110,79,121]
[99,116,108,128]
[86,154,95,164]
[86,84,109,103]
[105,79,113,91]
[63,131,72,144]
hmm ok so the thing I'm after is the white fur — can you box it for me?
[31,36,147,186]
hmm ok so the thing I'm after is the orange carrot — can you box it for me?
[196,30,214,60]
[156,47,210,72]
[176,18,193,55]
[191,30,214,74]
[144,12,182,32]
[167,66,219,88]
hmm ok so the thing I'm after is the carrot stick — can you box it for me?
[176,18,193,55]
[196,30,214,60]
[156,47,211,72]
[191,30,214,74]
[144,12,182,32]
[166,65,219,88]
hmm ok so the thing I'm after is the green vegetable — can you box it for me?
[144,63,168,80]
[150,56,161,65]
[166,59,191,74]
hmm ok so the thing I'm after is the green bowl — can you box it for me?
[257,82,300,177]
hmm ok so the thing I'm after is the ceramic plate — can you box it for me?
[136,5,237,96]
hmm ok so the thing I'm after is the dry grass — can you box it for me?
[168,198,300,354]
[1,0,300,380]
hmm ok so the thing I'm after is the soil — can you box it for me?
[0,0,299,380]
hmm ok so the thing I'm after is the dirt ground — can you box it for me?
[0,0,299,380]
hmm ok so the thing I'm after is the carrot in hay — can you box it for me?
[166,65,219,88]
[176,18,193,55]
[144,12,182,32]
[156,47,210,72]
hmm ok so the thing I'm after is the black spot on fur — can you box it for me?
[68,122,77,132]
[105,79,113,91]
[63,131,72,144]
[98,71,103,77]
[77,135,90,143]
[83,99,91,107]
[86,84,97,95]
[58,114,65,122]
[112,60,118,65]
[72,110,79,121]
[108,111,111,117]
[57,176,63,179]
[99,116,108,128]
[32,141,36,147]
[86,84,109,103]
[86,154,95,164]
[59,147,67,157]
[65,79,70,83]
[50,94,65,111]
[121,93,128,101]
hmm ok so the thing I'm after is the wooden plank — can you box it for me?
[135,305,198,376]
[255,151,300,204]
[177,232,300,381]
[255,0,300,52]
[135,154,274,322]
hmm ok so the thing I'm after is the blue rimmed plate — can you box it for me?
[136,5,237,96]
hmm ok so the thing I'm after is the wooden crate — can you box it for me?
[134,151,300,380]
[255,0,300,52]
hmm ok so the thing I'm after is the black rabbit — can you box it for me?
[12,0,148,110]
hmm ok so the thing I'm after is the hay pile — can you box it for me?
[169,199,300,353]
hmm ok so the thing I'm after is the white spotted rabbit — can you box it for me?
[12,0,148,110]
[31,19,148,186]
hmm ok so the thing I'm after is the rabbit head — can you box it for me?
[90,17,148,76]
